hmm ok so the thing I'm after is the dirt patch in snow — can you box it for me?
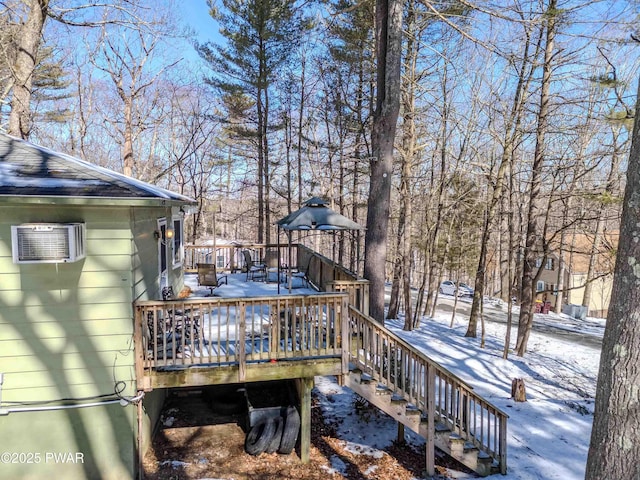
[142,388,466,479]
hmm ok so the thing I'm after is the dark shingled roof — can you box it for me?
[0,133,195,204]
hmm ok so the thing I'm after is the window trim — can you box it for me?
[171,217,184,268]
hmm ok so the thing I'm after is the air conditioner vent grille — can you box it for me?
[11,223,86,264]
[17,227,70,262]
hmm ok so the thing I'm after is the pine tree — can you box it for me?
[198,0,310,243]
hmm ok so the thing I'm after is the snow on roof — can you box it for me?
[0,133,196,205]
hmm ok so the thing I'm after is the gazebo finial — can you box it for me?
[303,197,328,207]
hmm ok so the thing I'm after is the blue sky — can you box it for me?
[181,0,219,45]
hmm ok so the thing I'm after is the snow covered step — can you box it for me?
[374,384,393,397]
[475,451,494,477]
[449,434,481,470]
[344,370,493,477]
[402,406,422,431]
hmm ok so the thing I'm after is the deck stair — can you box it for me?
[344,305,507,477]
[345,368,495,476]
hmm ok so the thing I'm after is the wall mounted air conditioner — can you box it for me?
[11,223,86,264]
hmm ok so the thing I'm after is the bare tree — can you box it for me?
[4,0,148,140]
[363,0,403,322]
[91,26,178,178]
[388,0,421,325]
[465,8,541,337]
[7,0,48,138]
[515,0,558,356]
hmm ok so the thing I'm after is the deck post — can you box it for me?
[133,307,148,391]
[238,302,246,382]
[296,377,314,463]
[397,422,405,444]
[137,397,144,480]
[341,296,350,376]
[426,364,436,477]
[500,415,508,474]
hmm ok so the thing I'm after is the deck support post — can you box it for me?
[238,302,246,382]
[397,422,405,444]
[137,397,144,480]
[426,364,436,477]
[341,296,350,376]
[296,377,314,463]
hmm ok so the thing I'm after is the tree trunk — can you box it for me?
[364,0,402,323]
[503,165,516,359]
[466,19,537,337]
[585,72,640,480]
[297,54,307,212]
[263,87,272,245]
[515,1,556,356]
[122,97,134,177]
[422,67,450,322]
[256,86,266,244]
[511,378,527,402]
[391,3,416,324]
[8,0,49,139]
[554,193,573,313]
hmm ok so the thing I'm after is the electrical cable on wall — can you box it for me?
[0,378,144,415]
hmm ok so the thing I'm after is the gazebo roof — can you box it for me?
[276,197,364,231]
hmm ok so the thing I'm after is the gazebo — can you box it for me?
[275,197,364,292]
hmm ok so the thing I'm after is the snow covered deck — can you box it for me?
[134,273,350,390]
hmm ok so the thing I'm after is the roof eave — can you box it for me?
[0,195,197,207]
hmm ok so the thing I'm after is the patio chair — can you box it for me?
[287,257,310,289]
[197,262,228,295]
[263,248,281,283]
[160,284,204,347]
[162,286,175,300]
[242,250,266,281]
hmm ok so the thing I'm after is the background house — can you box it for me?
[564,232,617,318]
[533,253,567,308]
[0,134,195,480]
[533,233,617,317]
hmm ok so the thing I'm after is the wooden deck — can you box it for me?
[134,244,507,476]
[134,292,350,391]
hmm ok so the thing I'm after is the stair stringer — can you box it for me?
[344,369,494,477]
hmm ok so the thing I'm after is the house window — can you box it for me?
[545,258,555,270]
[535,258,542,268]
[172,218,183,266]
[536,281,545,292]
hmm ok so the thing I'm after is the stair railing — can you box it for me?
[347,305,508,474]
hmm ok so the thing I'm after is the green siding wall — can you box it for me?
[0,206,135,404]
[0,404,135,480]
[0,204,179,479]
[131,206,184,300]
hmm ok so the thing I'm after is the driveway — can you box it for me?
[435,295,604,351]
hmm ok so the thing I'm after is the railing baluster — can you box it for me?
[343,304,508,473]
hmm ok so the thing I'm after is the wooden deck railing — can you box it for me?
[134,293,350,384]
[184,244,297,273]
[347,305,508,474]
[184,244,369,306]
[326,279,370,315]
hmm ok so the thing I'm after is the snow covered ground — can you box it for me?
[316,299,604,480]
[184,274,604,479]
